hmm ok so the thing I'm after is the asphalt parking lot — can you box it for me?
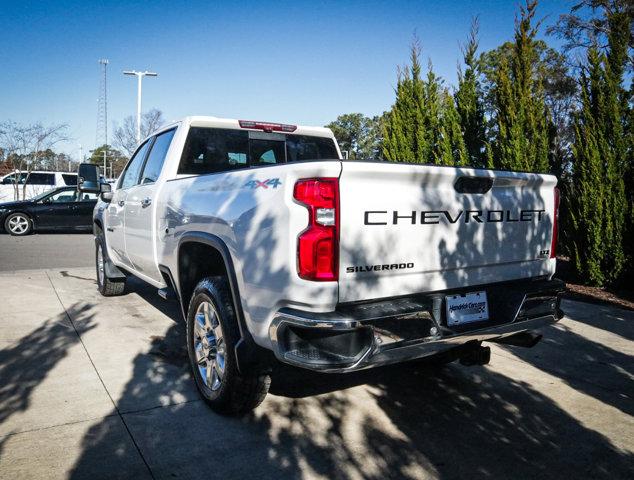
[0,233,94,271]
[0,234,632,479]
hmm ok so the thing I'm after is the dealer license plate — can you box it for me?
[445,291,489,326]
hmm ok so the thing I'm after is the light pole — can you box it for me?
[123,70,158,144]
[76,144,84,172]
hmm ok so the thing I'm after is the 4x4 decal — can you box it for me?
[243,178,282,189]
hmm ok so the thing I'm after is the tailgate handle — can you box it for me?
[454,177,493,194]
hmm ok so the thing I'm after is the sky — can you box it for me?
[0,0,574,159]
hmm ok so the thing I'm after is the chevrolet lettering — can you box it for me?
[364,209,546,225]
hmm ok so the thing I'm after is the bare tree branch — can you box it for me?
[0,121,69,200]
[548,0,634,70]
[112,109,165,157]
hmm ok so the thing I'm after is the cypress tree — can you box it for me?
[625,81,634,274]
[570,51,608,285]
[601,5,630,281]
[548,0,631,282]
[455,18,486,167]
[383,41,466,166]
[490,1,550,173]
[423,63,446,164]
[439,89,468,166]
[382,40,429,162]
[571,42,628,285]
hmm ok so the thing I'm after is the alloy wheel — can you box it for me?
[193,301,226,391]
[8,215,29,235]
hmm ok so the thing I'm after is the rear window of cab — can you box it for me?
[178,127,338,175]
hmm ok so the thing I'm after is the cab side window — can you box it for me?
[120,141,151,189]
[178,128,249,175]
[140,129,176,184]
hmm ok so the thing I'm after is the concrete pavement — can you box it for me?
[0,265,632,479]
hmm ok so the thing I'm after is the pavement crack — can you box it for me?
[120,398,203,417]
[0,413,120,440]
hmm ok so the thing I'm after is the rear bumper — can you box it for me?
[269,277,565,372]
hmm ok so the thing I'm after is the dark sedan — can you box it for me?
[0,187,98,235]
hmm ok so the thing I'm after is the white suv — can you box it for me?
[0,171,78,202]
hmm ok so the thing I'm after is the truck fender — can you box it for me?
[176,232,273,374]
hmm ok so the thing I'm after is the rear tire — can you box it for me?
[5,213,33,236]
[96,236,125,296]
[186,276,270,415]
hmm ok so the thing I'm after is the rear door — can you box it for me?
[124,128,176,280]
[106,140,151,268]
[337,162,558,303]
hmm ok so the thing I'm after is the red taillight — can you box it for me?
[238,120,297,133]
[293,178,339,281]
[551,187,560,258]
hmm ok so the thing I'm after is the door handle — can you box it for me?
[141,197,152,208]
[118,200,125,207]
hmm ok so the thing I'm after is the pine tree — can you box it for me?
[490,1,551,173]
[455,18,486,167]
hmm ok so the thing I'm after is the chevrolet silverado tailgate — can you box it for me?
[337,162,558,303]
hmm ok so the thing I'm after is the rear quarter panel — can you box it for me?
[157,161,342,349]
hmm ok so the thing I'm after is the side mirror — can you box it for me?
[100,182,113,203]
[77,163,100,193]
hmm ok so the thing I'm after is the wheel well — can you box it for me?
[5,211,32,220]
[178,241,228,311]
[176,234,275,375]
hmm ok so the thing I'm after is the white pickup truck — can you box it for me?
[78,116,564,414]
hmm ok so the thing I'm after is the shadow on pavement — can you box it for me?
[0,303,97,459]
[65,283,633,479]
[505,301,634,417]
[261,358,633,479]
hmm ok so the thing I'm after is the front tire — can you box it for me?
[187,277,270,415]
[96,236,125,296]
[5,213,32,236]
